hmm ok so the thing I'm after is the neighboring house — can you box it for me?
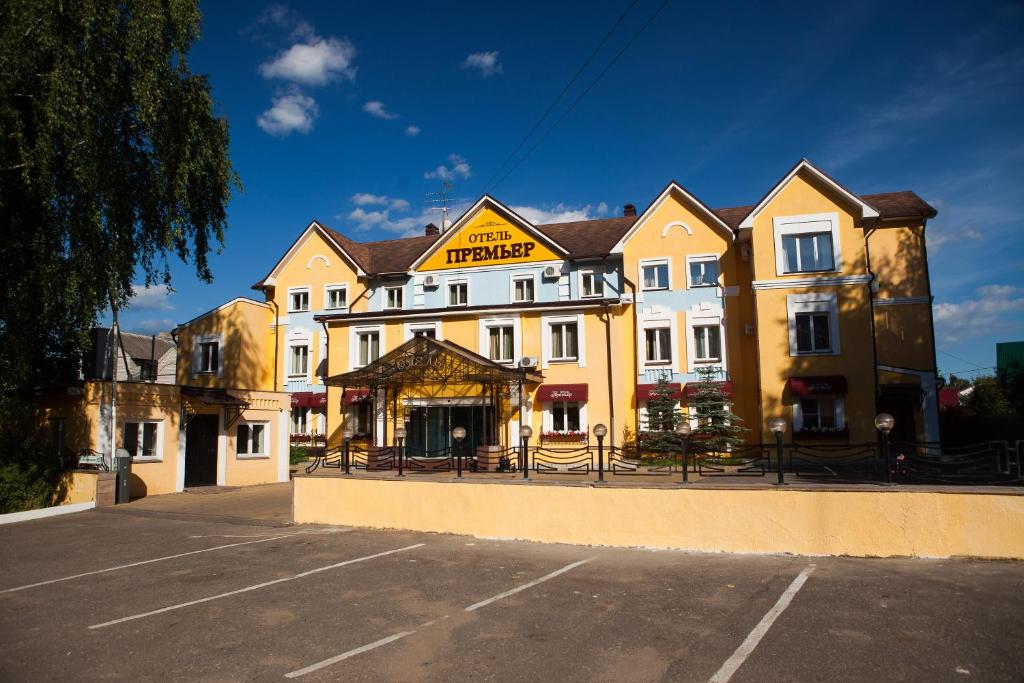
[172,158,941,453]
[85,327,177,383]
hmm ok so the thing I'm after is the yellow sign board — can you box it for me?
[418,207,561,271]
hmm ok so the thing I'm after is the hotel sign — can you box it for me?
[418,207,561,271]
[445,226,537,265]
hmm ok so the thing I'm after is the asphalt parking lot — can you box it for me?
[1,486,1022,682]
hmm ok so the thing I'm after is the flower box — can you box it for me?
[540,431,589,444]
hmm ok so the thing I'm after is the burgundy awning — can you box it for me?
[788,376,847,396]
[536,383,588,402]
[636,383,682,401]
[341,388,371,406]
[291,391,328,408]
[684,381,733,398]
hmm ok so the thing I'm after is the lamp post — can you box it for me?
[769,417,787,485]
[874,412,895,484]
[342,428,354,475]
[520,425,533,480]
[452,426,466,478]
[394,426,406,477]
[593,424,607,482]
[676,421,692,483]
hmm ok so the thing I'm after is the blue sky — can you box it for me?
[114,0,1024,379]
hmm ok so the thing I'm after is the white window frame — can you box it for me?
[446,277,469,307]
[317,333,327,381]
[236,420,269,458]
[541,313,586,368]
[787,293,841,356]
[324,283,348,311]
[286,328,312,382]
[403,320,443,341]
[685,307,727,373]
[287,286,311,313]
[691,324,723,363]
[349,324,384,370]
[510,272,537,303]
[384,285,404,310]
[639,258,672,291]
[686,253,721,289]
[773,212,842,276]
[122,420,162,461]
[793,396,846,433]
[193,333,223,378]
[478,316,522,366]
[542,400,588,434]
[638,311,680,375]
[639,399,681,433]
[578,268,605,299]
[290,406,310,435]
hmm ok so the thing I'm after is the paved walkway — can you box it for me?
[108,482,293,527]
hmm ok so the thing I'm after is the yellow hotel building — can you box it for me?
[172,158,939,459]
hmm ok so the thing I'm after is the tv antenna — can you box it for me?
[426,181,454,232]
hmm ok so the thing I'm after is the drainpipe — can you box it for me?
[267,294,280,392]
[622,273,640,440]
[920,218,941,443]
[319,319,330,444]
[864,226,881,421]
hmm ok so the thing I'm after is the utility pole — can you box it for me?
[108,301,120,468]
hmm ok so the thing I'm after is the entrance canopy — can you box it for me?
[325,335,542,391]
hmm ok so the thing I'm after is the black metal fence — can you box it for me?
[305,439,1024,486]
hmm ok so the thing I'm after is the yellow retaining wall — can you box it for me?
[56,471,99,505]
[294,477,1024,560]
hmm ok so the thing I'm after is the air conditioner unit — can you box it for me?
[519,356,539,369]
[542,265,560,279]
[422,274,439,288]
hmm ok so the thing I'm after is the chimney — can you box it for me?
[623,203,637,217]
[425,223,440,236]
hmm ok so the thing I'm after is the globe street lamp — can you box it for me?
[875,413,895,484]
[593,424,608,482]
[394,426,407,477]
[769,417,787,486]
[519,425,533,480]
[342,427,354,475]
[676,421,692,483]
[452,426,467,478]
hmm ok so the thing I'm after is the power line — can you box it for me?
[490,0,672,191]
[480,0,641,194]
[937,348,990,372]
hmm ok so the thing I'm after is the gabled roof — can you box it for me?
[407,195,570,272]
[174,297,270,332]
[610,181,735,253]
[252,221,368,290]
[737,158,880,230]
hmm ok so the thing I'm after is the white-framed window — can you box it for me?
[350,325,384,370]
[640,258,671,291]
[579,269,605,298]
[291,407,309,434]
[236,421,268,457]
[640,399,680,432]
[550,321,578,361]
[317,333,327,379]
[692,325,722,363]
[289,344,308,377]
[773,212,841,276]
[794,396,846,433]
[194,334,221,376]
[122,421,161,460]
[644,325,672,365]
[404,320,441,341]
[787,293,840,356]
[324,284,348,310]
[348,401,373,437]
[551,401,581,432]
[384,285,404,310]
[686,254,720,288]
[511,274,536,303]
[479,317,521,365]
[288,286,310,312]
[447,279,468,307]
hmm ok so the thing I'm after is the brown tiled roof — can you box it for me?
[293,190,936,276]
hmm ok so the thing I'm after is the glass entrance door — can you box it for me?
[405,405,491,456]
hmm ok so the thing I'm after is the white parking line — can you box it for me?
[708,564,816,683]
[88,543,425,630]
[284,557,595,678]
[1,534,295,594]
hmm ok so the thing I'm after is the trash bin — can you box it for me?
[114,448,132,504]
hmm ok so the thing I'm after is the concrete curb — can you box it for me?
[0,501,96,525]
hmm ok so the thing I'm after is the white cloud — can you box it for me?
[362,100,399,120]
[257,92,318,135]
[927,219,983,252]
[130,318,174,334]
[933,284,1024,342]
[405,125,421,137]
[128,284,173,311]
[461,51,503,77]
[259,37,357,86]
[425,153,472,181]
[339,194,470,237]
[512,203,608,225]
[350,193,409,211]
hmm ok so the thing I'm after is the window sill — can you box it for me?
[641,286,668,292]
[793,350,836,357]
[236,454,270,460]
[288,309,311,314]
[580,294,604,299]
[780,269,840,277]
[645,360,672,367]
[132,458,163,463]
[549,358,579,364]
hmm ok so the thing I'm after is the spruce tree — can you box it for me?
[688,365,746,454]
[638,373,681,452]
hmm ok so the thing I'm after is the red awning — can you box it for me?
[788,376,847,396]
[536,383,588,402]
[636,383,682,401]
[342,388,371,406]
[684,381,733,398]
[291,391,328,409]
